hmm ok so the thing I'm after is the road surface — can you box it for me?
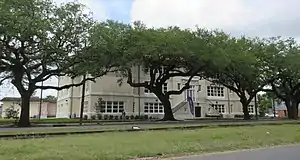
[173,145,300,160]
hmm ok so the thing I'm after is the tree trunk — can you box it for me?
[291,101,299,120]
[240,99,250,120]
[18,93,31,127]
[285,100,295,119]
[156,93,176,121]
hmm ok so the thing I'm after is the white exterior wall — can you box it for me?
[56,66,255,119]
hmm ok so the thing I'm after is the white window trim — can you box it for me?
[100,101,125,113]
[207,86,225,97]
[144,102,164,114]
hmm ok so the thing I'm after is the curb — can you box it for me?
[1,121,299,140]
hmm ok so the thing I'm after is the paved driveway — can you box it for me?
[173,145,300,160]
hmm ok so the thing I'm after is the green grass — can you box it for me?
[0,124,299,160]
[0,118,96,125]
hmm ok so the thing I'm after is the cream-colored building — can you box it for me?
[56,67,256,119]
[1,97,57,118]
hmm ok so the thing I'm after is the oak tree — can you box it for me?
[0,0,115,126]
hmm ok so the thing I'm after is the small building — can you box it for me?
[274,101,300,118]
[0,97,57,118]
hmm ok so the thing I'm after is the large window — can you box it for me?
[210,104,225,113]
[144,102,164,113]
[144,81,167,94]
[100,101,124,113]
[248,105,254,113]
[207,86,224,97]
[185,85,196,101]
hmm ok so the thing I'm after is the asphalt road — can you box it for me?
[173,145,300,160]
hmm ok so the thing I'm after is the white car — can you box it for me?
[265,113,278,117]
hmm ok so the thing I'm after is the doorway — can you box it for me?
[195,107,201,117]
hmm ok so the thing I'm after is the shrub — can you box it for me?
[5,106,19,119]
[83,115,88,120]
[109,115,114,120]
[144,115,148,120]
[103,115,109,120]
[134,115,140,120]
[130,115,135,120]
[114,115,119,120]
[91,115,96,120]
[97,114,102,120]
[125,115,130,120]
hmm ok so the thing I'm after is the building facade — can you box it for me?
[1,97,57,118]
[56,67,256,119]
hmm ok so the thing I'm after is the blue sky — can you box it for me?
[102,0,133,23]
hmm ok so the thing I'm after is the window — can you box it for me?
[144,102,164,113]
[207,86,224,97]
[248,105,254,113]
[84,101,88,112]
[144,81,151,94]
[163,83,167,93]
[85,82,89,92]
[143,67,149,73]
[210,104,225,113]
[185,85,196,101]
[144,82,167,94]
[100,101,124,113]
[177,83,181,90]
[197,85,201,92]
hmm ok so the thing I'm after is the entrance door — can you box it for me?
[195,107,201,117]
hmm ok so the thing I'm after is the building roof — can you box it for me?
[275,101,300,110]
[0,97,56,103]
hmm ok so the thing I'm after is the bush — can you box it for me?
[109,115,114,120]
[97,114,102,120]
[144,115,148,120]
[125,115,130,120]
[130,115,135,120]
[91,115,96,120]
[83,115,88,120]
[5,106,19,119]
[114,115,119,120]
[103,115,109,120]
[134,115,140,120]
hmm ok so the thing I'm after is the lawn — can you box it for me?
[0,124,299,160]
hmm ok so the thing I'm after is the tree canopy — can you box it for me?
[0,0,119,126]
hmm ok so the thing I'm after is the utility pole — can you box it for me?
[79,75,86,126]
[137,65,141,116]
[38,81,44,120]
[272,97,276,118]
[254,93,258,120]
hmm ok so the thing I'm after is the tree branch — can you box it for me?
[165,75,194,97]
[36,77,96,90]
[126,68,148,88]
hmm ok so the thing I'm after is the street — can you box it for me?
[173,145,300,160]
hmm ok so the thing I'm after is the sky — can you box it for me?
[1,0,300,99]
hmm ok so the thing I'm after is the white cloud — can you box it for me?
[131,0,300,37]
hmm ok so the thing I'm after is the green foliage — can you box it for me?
[203,35,272,119]
[0,0,117,126]
[263,37,300,119]
[4,105,19,119]
[44,95,57,101]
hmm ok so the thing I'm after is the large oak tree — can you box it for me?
[264,37,300,119]
[204,36,272,119]
[0,0,116,126]
[116,23,228,121]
